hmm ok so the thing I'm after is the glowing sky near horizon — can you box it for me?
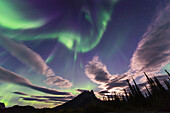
[0,0,169,108]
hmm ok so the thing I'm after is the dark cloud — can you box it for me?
[98,90,110,95]
[99,90,109,94]
[106,80,127,90]
[138,82,147,89]
[109,74,128,83]
[30,95,72,102]
[0,66,31,85]
[12,91,73,100]
[13,92,28,96]
[76,89,89,93]
[48,98,70,102]
[31,95,74,99]
[20,97,48,102]
[25,84,71,95]
[12,91,73,104]
[0,66,71,95]
[85,56,111,84]
[155,74,169,81]
[94,69,110,82]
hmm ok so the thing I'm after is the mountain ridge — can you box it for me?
[55,90,101,109]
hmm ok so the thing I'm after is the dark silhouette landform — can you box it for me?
[0,70,170,113]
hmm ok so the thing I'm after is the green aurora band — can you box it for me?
[0,0,118,53]
[0,0,45,29]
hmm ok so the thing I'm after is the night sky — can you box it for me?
[0,0,170,108]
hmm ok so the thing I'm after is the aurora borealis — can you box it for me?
[0,0,115,52]
[0,0,170,108]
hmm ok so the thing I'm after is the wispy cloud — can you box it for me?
[0,36,72,88]
[129,1,170,79]
[85,2,170,93]
[0,36,54,77]
[45,76,72,88]
[0,66,71,95]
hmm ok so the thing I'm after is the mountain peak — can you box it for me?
[55,90,100,109]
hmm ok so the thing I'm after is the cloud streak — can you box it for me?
[0,35,72,88]
[20,97,49,102]
[20,97,70,103]
[13,91,74,99]
[0,66,71,95]
[13,91,73,104]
